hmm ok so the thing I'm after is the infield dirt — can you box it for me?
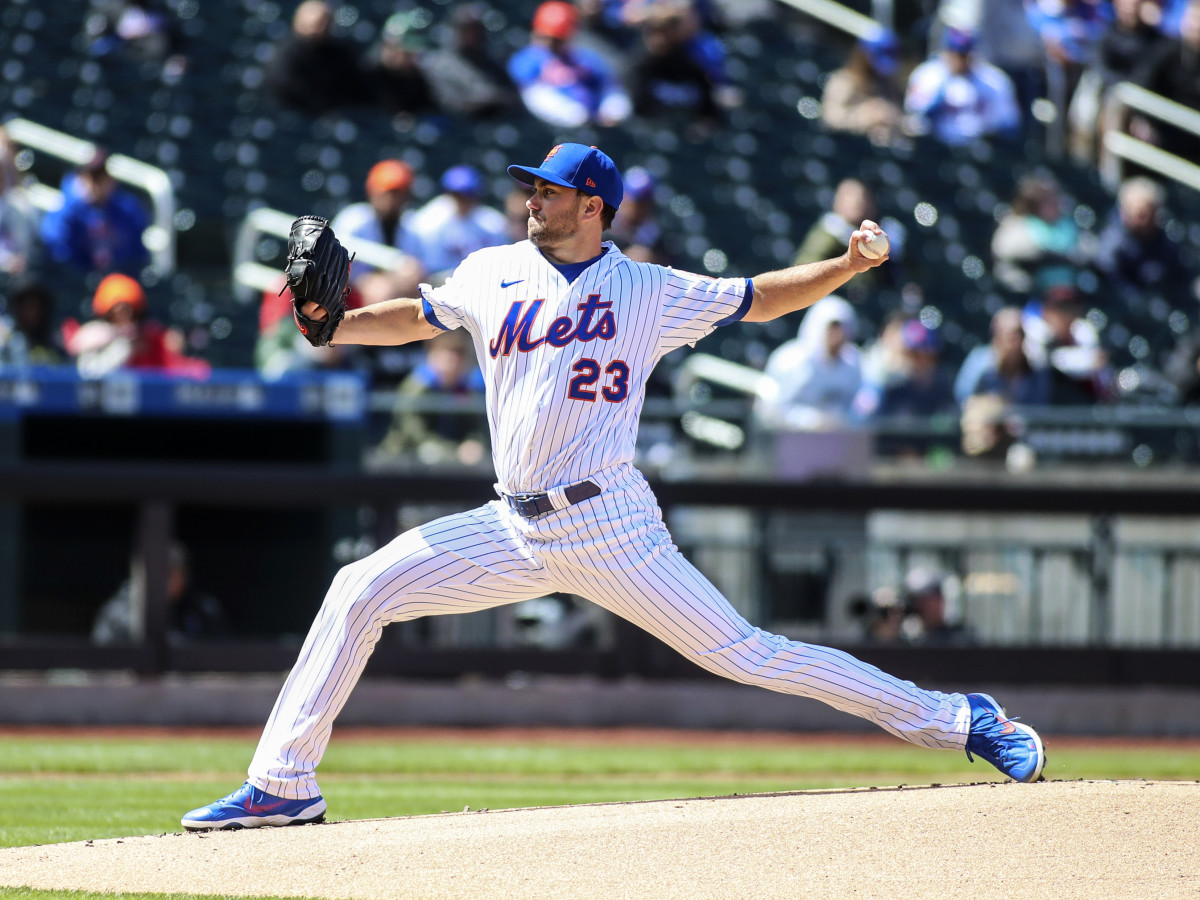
[1,779,1196,899]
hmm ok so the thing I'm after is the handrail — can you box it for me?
[232,206,412,303]
[774,0,881,38]
[675,352,775,402]
[1113,82,1200,138]
[3,117,176,276]
[1102,82,1200,193]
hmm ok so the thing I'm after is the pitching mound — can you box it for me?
[1,780,1197,899]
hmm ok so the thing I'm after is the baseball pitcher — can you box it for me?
[183,143,1044,830]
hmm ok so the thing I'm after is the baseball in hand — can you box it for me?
[858,231,890,260]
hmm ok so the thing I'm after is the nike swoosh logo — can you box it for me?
[501,279,524,288]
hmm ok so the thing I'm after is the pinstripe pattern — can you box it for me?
[245,242,973,800]
[420,241,748,494]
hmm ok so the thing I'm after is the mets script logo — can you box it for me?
[489,293,616,357]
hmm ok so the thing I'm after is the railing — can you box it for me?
[775,0,882,38]
[232,206,411,303]
[3,117,177,276]
[1102,82,1200,194]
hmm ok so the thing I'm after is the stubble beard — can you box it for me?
[527,215,568,249]
[527,197,581,251]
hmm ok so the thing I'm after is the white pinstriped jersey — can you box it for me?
[420,240,752,494]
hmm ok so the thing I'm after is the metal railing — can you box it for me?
[1102,82,1200,194]
[232,206,412,303]
[775,0,882,38]
[3,117,177,276]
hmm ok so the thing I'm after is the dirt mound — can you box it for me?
[2,780,1196,899]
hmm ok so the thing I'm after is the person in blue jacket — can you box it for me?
[39,149,149,275]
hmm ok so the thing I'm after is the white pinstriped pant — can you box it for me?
[248,467,971,799]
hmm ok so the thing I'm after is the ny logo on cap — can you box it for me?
[544,145,562,161]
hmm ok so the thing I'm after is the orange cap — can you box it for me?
[365,159,414,195]
[532,1,578,40]
[93,273,146,317]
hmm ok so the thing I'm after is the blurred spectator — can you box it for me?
[1069,0,1166,164]
[858,319,957,419]
[64,273,209,378]
[367,10,439,117]
[756,295,863,430]
[0,281,64,366]
[255,276,364,377]
[852,569,972,644]
[848,587,908,643]
[505,185,535,241]
[1162,0,1192,35]
[904,27,1021,146]
[407,165,508,281]
[85,0,187,79]
[1022,283,1114,404]
[858,310,914,398]
[421,3,520,118]
[1095,177,1194,302]
[821,27,906,147]
[1132,0,1200,161]
[793,179,903,304]
[507,1,633,127]
[954,306,1053,406]
[902,566,973,645]
[1024,0,1111,156]
[991,174,1093,299]
[39,149,149,276]
[961,0,1046,131]
[629,1,722,134]
[92,541,229,645]
[0,126,41,279]
[622,0,740,108]
[331,160,426,303]
[377,329,488,466]
[263,0,369,115]
[960,391,1019,459]
[608,167,671,263]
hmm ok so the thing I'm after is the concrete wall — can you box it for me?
[3,672,1199,737]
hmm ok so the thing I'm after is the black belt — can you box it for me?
[502,480,602,519]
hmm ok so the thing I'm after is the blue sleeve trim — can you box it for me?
[713,279,754,328]
[421,296,450,332]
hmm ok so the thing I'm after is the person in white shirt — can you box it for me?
[330,158,426,304]
[904,27,1021,146]
[756,295,863,430]
[406,165,508,282]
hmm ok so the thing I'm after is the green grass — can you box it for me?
[1,729,1198,900]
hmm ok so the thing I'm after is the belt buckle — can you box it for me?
[508,492,541,518]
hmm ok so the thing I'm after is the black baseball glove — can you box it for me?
[284,215,352,347]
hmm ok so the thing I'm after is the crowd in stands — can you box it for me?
[2,0,1200,472]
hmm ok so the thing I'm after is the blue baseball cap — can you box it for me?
[508,143,624,210]
[624,166,655,201]
[859,27,900,76]
[902,319,941,353]
[442,164,482,195]
[942,27,976,53]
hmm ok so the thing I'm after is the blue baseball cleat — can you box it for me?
[181,782,327,831]
[964,693,1046,783]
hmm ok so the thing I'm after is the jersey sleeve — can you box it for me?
[418,257,474,332]
[657,268,753,354]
